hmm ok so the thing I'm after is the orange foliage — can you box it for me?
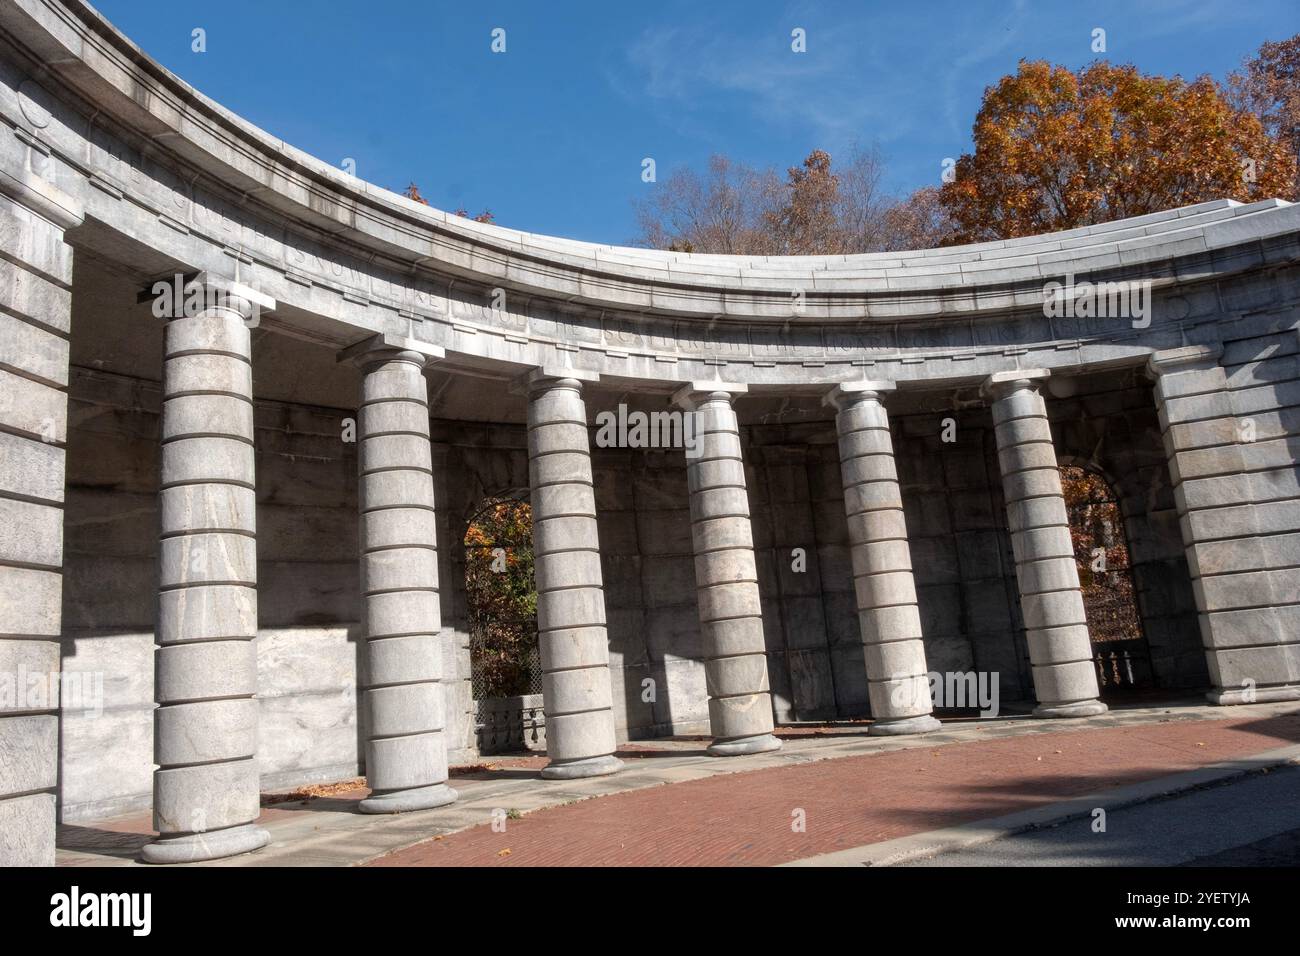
[940,60,1297,242]
[1061,466,1142,644]
[465,498,537,698]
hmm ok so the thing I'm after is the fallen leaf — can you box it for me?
[498,848,512,857]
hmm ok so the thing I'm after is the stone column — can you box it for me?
[825,383,941,735]
[1150,346,1300,705]
[144,278,274,863]
[984,370,1106,718]
[671,382,781,756]
[0,164,82,866]
[521,368,622,779]
[343,334,458,812]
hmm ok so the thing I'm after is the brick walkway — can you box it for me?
[369,712,1300,867]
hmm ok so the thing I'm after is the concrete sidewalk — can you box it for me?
[56,699,1300,867]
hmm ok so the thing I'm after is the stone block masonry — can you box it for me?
[345,335,458,813]
[0,173,80,867]
[522,369,623,779]
[1151,342,1300,705]
[672,383,781,756]
[985,370,1106,719]
[825,382,940,734]
[143,292,270,864]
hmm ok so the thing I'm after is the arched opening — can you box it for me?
[463,493,543,753]
[1060,465,1154,697]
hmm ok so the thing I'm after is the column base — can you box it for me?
[359,783,458,814]
[540,754,623,780]
[1032,700,1109,719]
[869,714,942,736]
[1207,685,1300,706]
[708,733,782,756]
[141,822,270,864]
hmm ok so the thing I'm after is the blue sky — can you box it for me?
[94,0,1297,245]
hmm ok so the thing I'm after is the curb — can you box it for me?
[782,743,1300,867]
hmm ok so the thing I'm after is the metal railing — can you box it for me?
[473,695,547,755]
[1093,647,1152,689]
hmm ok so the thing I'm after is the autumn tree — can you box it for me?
[940,60,1297,243]
[1061,466,1142,645]
[765,149,842,254]
[464,497,537,698]
[633,154,781,254]
[875,186,955,253]
[635,145,954,254]
[1229,34,1300,198]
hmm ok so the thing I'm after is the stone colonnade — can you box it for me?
[17,300,1196,865]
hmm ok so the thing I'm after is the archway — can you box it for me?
[463,493,542,752]
[1060,465,1154,696]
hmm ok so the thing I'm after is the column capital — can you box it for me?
[981,367,1050,400]
[823,380,896,410]
[670,380,747,410]
[509,364,600,396]
[337,332,444,368]
[1146,344,1223,377]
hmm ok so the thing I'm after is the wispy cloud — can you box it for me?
[605,0,1288,195]
[612,16,910,152]
[610,2,1038,155]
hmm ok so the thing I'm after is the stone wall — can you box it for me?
[59,363,367,820]
[1154,266,1300,702]
[744,410,1034,712]
[58,261,367,820]
[0,187,77,864]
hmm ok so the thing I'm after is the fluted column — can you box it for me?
[672,382,780,756]
[144,281,272,864]
[344,334,457,812]
[521,368,622,779]
[984,370,1106,718]
[825,382,941,735]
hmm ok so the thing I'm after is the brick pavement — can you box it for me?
[369,712,1300,867]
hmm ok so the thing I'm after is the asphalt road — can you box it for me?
[902,764,1300,866]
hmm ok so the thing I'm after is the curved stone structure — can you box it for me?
[0,0,1298,864]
